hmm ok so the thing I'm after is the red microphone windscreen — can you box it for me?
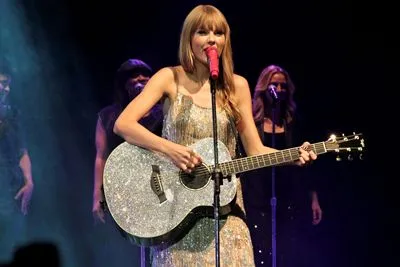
[205,46,219,80]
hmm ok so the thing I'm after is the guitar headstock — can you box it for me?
[324,132,365,161]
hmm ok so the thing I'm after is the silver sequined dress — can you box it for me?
[151,92,255,266]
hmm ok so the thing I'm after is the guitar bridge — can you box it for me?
[150,165,167,204]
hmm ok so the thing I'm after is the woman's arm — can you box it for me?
[113,67,201,172]
[92,118,107,222]
[19,149,33,186]
[114,67,173,153]
[15,149,34,215]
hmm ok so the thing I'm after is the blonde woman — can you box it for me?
[114,5,316,266]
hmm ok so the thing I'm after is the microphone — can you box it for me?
[267,84,279,101]
[134,83,145,91]
[205,46,219,80]
[128,83,146,99]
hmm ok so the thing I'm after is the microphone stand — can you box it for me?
[210,76,222,267]
[270,96,278,267]
[140,246,146,267]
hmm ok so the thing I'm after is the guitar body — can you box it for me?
[103,137,238,247]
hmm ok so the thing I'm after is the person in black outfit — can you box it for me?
[92,59,163,267]
[0,68,34,262]
[92,58,163,221]
[241,64,323,267]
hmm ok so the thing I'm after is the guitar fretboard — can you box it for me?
[217,142,327,176]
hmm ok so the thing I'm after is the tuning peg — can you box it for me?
[359,154,364,160]
[347,154,353,161]
[336,155,342,162]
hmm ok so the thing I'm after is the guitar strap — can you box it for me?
[228,115,242,160]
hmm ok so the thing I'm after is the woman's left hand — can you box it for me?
[15,182,34,215]
[295,142,317,166]
[312,199,323,225]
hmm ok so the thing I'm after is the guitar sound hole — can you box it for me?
[179,164,211,190]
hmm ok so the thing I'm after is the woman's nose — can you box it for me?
[207,33,216,44]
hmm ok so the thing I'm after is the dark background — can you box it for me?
[1,0,388,266]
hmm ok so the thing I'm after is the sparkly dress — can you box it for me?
[151,92,255,266]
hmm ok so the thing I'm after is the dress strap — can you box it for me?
[163,66,181,114]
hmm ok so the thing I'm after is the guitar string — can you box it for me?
[182,143,327,177]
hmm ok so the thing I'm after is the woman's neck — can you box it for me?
[191,60,211,83]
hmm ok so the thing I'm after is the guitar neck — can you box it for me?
[217,142,327,176]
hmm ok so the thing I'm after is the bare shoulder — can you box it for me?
[153,66,176,82]
[233,74,251,100]
[146,66,180,98]
[233,74,248,86]
[233,73,250,88]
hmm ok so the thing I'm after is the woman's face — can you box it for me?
[191,27,225,65]
[269,73,288,93]
[125,72,150,99]
[0,74,10,102]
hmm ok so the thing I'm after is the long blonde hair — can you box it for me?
[178,5,240,122]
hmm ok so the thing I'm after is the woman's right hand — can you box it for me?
[165,142,202,173]
[92,192,106,223]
